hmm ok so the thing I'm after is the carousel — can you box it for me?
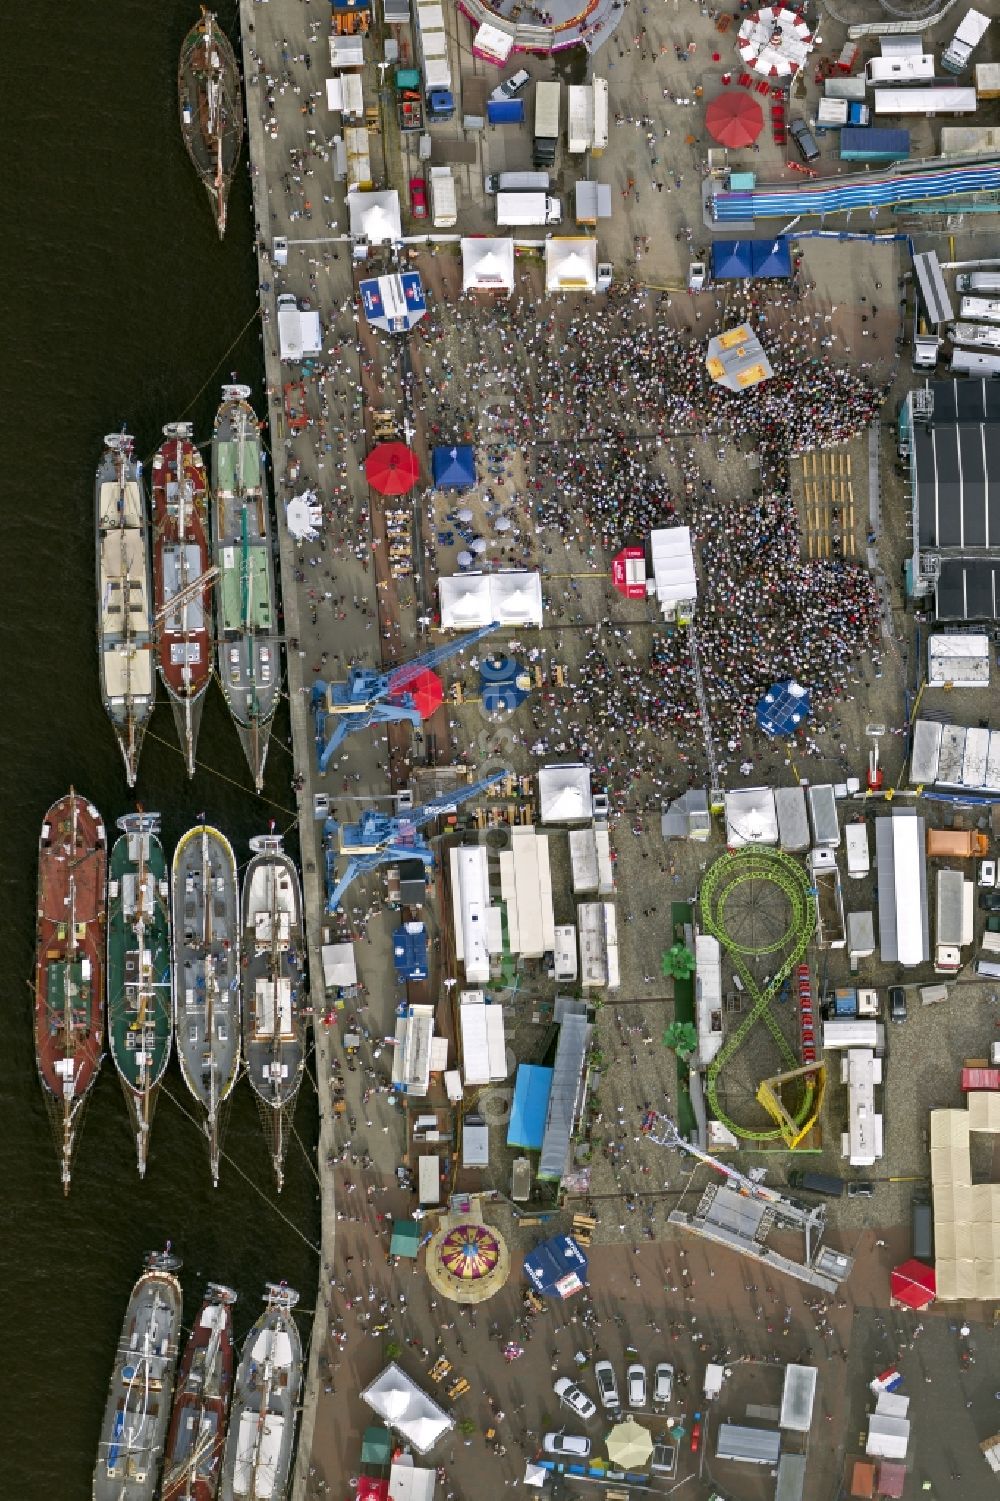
[737,6,814,78]
[425,1213,511,1305]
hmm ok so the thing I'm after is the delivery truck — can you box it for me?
[956,272,1000,294]
[485,170,550,194]
[817,97,870,128]
[495,191,562,226]
[926,828,989,857]
[845,822,870,878]
[942,7,991,73]
[428,165,457,226]
[533,80,561,168]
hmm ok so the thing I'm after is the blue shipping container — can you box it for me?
[840,126,910,162]
[487,98,526,125]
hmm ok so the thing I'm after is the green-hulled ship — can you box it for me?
[108,813,173,1178]
[211,384,281,793]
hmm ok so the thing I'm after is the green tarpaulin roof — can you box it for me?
[361,1425,392,1465]
[390,1220,421,1257]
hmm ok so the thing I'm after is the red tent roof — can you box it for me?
[388,665,444,721]
[365,442,420,495]
[890,1258,936,1310]
[705,91,764,147]
[355,1479,390,1501]
[877,1460,907,1499]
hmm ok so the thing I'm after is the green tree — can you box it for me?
[661,943,696,980]
[662,1020,698,1060]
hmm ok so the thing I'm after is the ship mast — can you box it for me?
[115,436,140,786]
[268,852,285,1189]
[61,793,80,1193]
[202,824,221,1186]
[133,820,152,1179]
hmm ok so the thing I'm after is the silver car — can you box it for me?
[627,1362,647,1409]
[595,1359,620,1410]
[653,1361,674,1409]
[553,1377,597,1422]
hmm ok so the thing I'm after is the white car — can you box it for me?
[553,1377,597,1422]
[543,1431,591,1457]
[980,859,997,888]
[627,1362,647,1409]
[594,1359,620,1410]
[653,1362,675,1408]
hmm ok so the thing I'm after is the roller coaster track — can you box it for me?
[700,847,816,1141]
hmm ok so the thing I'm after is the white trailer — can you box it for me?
[592,76,609,153]
[960,295,1000,324]
[942,8,990,73]
[807,784,841,847]
[495,191,561,225]
[846,823,871,878]
[567,84,593,153]
[956,271,1000,294]
[952,348,1000,374]
[552,924,578,981]
[873,86,978,114]
[775,785,810,853]
[429,166,457,226]
[865,54,935,84]
[951,322,1000,351]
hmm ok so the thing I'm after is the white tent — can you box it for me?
[277,303,323,362]
[285,490,323,541]
[328,34,365,68]
[537,763,593,824]
[325,72,364,116]
[461,237,515,294]
[438,570,543,629]
[545,237,598,292]
[362,1363,455,1454]
[650,525,698,619]
[349,190,402,244]
[388,1458,437,1501]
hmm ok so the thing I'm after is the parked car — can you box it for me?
[595,1360,620,1410]
[690,1415,703,1453]
[789,117,820,163]
[497,68,530,99]
[653,1362,674,1408]
[627,1363,647,1409]
[847,1180,875,1198]
[554,1378,596,1422]
[888,985,907,1023]
[980,890,1000,912]
[409,176,428,219]
[543,1431,591,1457]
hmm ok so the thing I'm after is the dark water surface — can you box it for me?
[2,5,319,1493]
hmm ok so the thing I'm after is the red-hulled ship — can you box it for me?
[161,1284,238,1501]
[152,423,214,778]
[34,790,107,1193]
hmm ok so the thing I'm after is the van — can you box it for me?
[788,1169,845,1198]
[912,1196,933,1260]
[976,959,1000,977]
[789,117,820,163]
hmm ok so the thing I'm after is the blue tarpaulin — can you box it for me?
[507,1063,553,1149]
[711,240,753,280]
[487,98,525,124]
[392,923,429,980]
[523,1234,589,1298]
[432,445,476,490]
[756,679,811,737]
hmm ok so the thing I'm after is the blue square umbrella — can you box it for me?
[432,444,477,490]
[756,679,811,737]
[523,1234,589,1298]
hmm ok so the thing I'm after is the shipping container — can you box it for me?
[839,126,910,161]
[807,784,840,847]
[486,97,525,124]
[927,828,988,857]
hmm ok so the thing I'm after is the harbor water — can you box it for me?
[0,4,319,1494]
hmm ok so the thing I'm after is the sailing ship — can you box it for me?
[96,431,155,786]
[33,790,107,1193]
[107,813,173,1178]
[172,822,241,1186]
[241,835,305,1192]
[152,424,215,778]
[93,1248,184,1501]
[219,1284,302,1501]
[211,385,281,793]
[161,1283,238,1501]
[178,8,244,239]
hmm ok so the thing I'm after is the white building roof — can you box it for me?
[928,631,990,687]
[724,786,778,846]
[695,933,723,1068]
[438,570,543,629]
[348,190,403,244]
[841,1047,884,1167]
[325,72,365,117]
[461,237,516,293]
[545,237,598,293]
[321,942,357,988]
[650,526,698,616]
[449,845,496,984]
[779,1364,817,1433]
[538,763,592,824]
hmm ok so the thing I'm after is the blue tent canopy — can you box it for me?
[750,236,791,278]
[711,240,753,280]
[392,923,428,980]
[756,679,811,737]
[507,1064,552,1149]
[432,444,476,490]
[480,655,530,715]
[523,1234,589,1298]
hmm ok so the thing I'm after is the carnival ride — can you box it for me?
[698,846,824,1145]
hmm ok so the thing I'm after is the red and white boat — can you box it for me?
[152,423,215,777]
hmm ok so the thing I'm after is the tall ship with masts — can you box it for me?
[211,385,281,793]
[172,821,241,1186]
[107,813,173,1178]
[178,8,244,239]
[161,1282,238,1501]
[93,1248,184,1501]
[241,835,305,1192]
[34,790,107,1193]
[96,432,155,786]
[219,1284,302,1501]
[152,424,215,778]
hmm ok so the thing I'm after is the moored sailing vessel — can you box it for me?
[219,1284,302,1501]
[152,424,215,778]
[93,1248,184,1501]
[161,1283,238,1501]
[178,8,244,240]
[107,813,173,1178]
[241,835,305,1192]
[96,431,155,786]
[172,822,241,1186]
[34,790,107,1193]
[211,385,282,793]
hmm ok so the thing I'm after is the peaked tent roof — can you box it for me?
[712,240,754,279]
[432,445,477,489]
[890,1258,936,1309]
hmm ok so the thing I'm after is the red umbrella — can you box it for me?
[365,442,420,495]
[388,665,444,720]
[705,91,764,147]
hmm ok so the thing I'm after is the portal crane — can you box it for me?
[641,1111,783,1204]
[311,622,501,773]
[323,769,510,913]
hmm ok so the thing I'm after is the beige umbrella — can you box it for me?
[606,1418,654,1468]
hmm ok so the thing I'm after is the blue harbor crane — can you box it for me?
[323,769,510,913]
[310,622,501,773]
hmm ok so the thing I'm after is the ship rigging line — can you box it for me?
[144,727,298,817]
[178,307,263,426]
[290,1118,322,1188]
[160,1079,321,1257]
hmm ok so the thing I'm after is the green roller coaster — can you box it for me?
[699,846,819,1143]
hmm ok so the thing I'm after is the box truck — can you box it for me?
[428,166,457,226]
[926,828,989,857]
[484,170,550,194]
[533,80,561,168]
[956,272,1000,294]
[496,191,562,225]
[845,823,870,877]
[942,8,990,73]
